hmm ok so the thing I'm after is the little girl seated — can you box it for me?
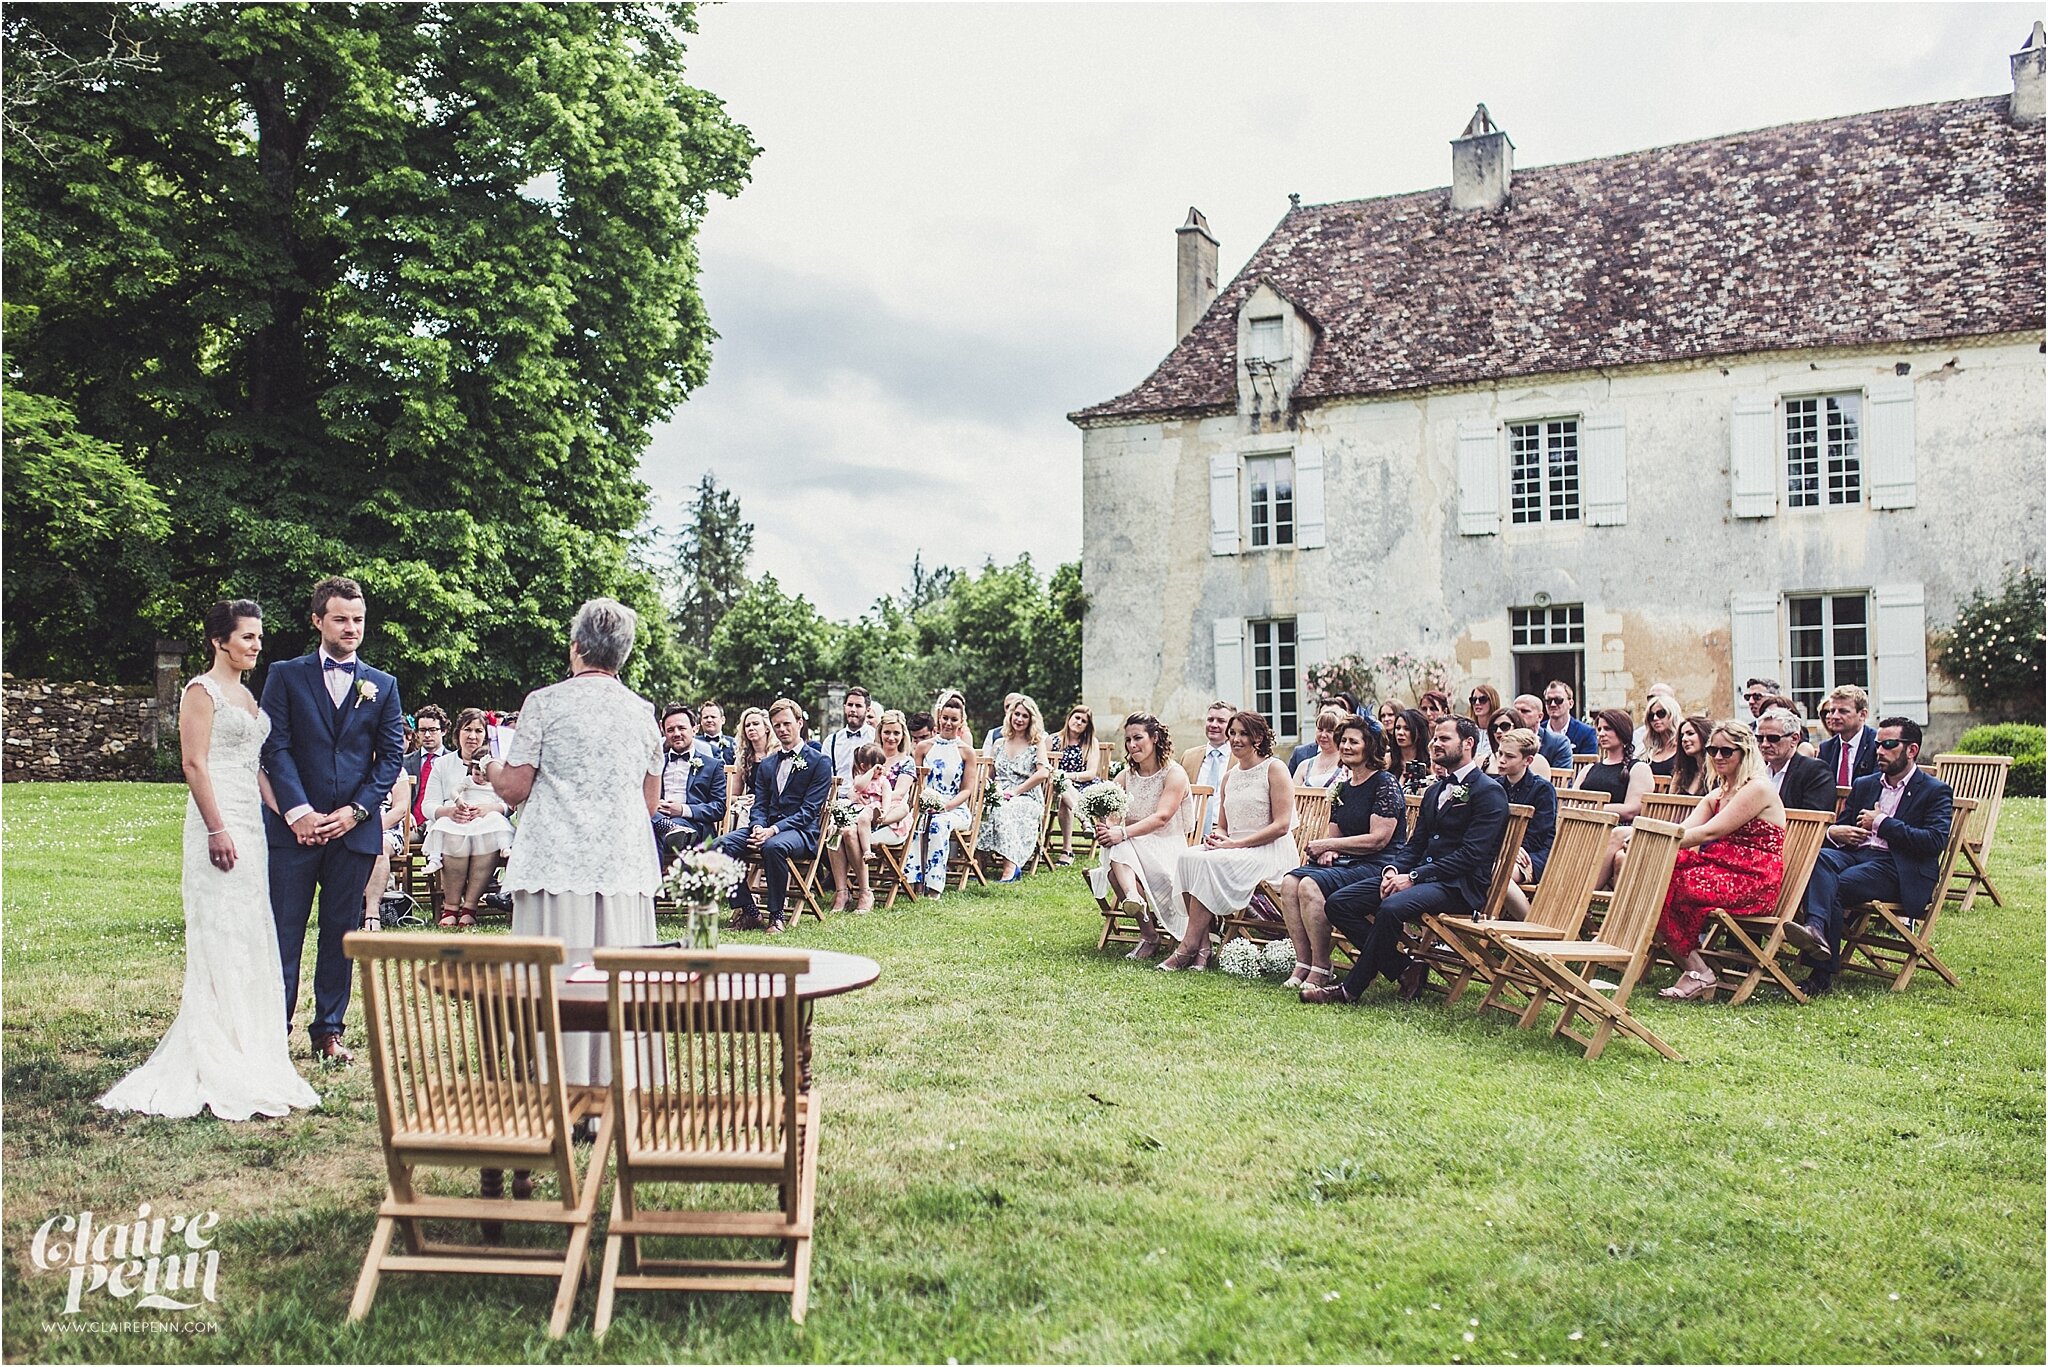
[829,743,891,914]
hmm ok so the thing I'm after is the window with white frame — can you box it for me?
[1249,618,1299,738]
[1508,418,1580,524]
[1787,592,1871,715]
[1511,603,1586,650]
[1247,315,1285,362]
[1785,393,1862,508]
[1245,454,1295,549]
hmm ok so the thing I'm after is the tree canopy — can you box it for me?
[2,2,757,700]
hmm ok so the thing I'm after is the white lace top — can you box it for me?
[499,676,665,897]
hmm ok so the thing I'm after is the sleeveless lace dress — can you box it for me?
[98,676,320,1120]
[1175,758,1299,921]
[1105,764,1192,936]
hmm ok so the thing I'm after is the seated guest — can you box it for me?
[1757,694,1817,755]
[1818,684,1878,787]
[864,710,920,864]
[1755,706,1839,813]
[730,705,775,825]
[1782,718,1954,996]
[1305,717,1509,1004]
[1418,690,1452,726]
[1279,718,1405,993]
[977,695,1050,882]
[1540,680,1599,756]
[1098,713,1194,960]
[983,691,1025,753]
[1176,700,1238,840]
[1514,693,1577,772]
[1640,696,1682,779]
[915,695,978,899]
[1672,715,1716,797]
[1291,706,1348,789]
[906,710,936,751]
[1632,683,1680,752]
[1467,684,1503,757]
[822,684,876,798]
[1583,708,1654,821]
[421,707,514,927]
[825,742,896,914]
[1489,728,1560,922]
[1160,711,1297,972]
[406,705,451,831]
[1483,712,1551,783]
[1653,719,1787,1002]
[652,702,726,860]
[1375,699,1403,737]
[1049,704,1103,865]
[711,697,832,934]
[1388,707,1433,794]
[696,699,736,766]
[1742,677,1783,720]
[1287,694,1357,769]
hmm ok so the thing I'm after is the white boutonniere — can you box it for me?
[790,754,808,771]
[689,755,705,772]
[355,678,378,707]
[1449,783,1470,805]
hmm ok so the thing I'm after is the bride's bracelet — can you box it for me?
[206,827,228,836]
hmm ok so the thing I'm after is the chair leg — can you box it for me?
[593,1233,623,1339]
[348,1214,396,1323]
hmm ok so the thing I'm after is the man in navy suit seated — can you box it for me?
[1817,684,1879,791]
[712,697,831,933]
[652,703,727,862]
[1783,717,1953,995]
[1307,716,1510,1004]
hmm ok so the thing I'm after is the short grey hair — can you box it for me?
[1756,706,1803,736]
[569,597,637,672]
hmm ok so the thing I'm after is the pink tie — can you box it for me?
[1837,742,1851,786]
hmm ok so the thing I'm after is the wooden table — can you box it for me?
[554,948,880,1090]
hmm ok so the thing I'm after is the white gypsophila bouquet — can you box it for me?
[1051,770,1073,797]
[665,848,744,907]
[1262,939,1300,979]
[918,789,947,815]
[1218,938,1266,980]
[1077,784,1130,832]
[981,771,1006,813]
[1107,758,1127,780]
[826,798,863,848]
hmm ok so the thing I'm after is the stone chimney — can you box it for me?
[1450,104,1513,212]
[2013,21,2045,125]
[1175,207,1218,344]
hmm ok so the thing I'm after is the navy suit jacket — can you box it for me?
[748,743,832,842]
[1392,767,1510,908]
[1840,768,1954,914]
[1546,716,1597,756]
[1499,770,1558,881]
[664,742,728,827]
[260,652,405,855]
[1818,725,1880,784]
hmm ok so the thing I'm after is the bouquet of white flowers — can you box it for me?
[1218,938,1267,979]
[825,798,863,849]
[1107,758,1127,780]
[665,848,744,907]
[1076,784,1130,833]
[1051,770,1074,797]
[1261,938,1300,978]
[981,771,1006,813]
[918,789,947,815]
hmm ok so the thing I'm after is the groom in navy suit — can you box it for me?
[712,697,831,933]
[260,576,405,1062]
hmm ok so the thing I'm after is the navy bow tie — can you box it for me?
[322,656,355,671]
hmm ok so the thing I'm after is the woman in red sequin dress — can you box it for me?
[1656,718,1786,1001]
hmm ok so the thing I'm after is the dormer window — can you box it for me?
[1247,316,1285,363]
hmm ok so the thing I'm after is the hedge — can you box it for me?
[1955,722,2046,797]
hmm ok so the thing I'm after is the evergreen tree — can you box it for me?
[674,471,755,655]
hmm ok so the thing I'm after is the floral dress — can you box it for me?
[919,739,973,891]
[977,741,1046,867]
[1056,741,1099,790]
[1657,806,1786,951]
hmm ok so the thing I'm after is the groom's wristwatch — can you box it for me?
[348,802,370,827]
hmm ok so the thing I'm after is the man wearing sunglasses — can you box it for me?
[1512,694,1576,772]
[1754,708,1839,815]
[1741,677,1782,719]
[1538,680,1597,756]
[1782,717,1953,995]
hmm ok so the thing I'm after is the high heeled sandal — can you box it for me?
[456,908,478,928]
[361,914,382,933]
[1658,970,1717,1002]
[436,908,460,928]
[1157,944,1211,972]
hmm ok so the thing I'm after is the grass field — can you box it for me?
[2,781,2042,1364]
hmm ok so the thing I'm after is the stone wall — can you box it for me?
[2,677,168,782]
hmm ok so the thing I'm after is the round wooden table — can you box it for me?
[554,948,880,1090]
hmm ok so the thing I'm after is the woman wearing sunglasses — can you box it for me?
[1650,719,1787,1002]
[1640,699,1682,779]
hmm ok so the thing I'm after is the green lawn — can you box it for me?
[3,782,2042,1364]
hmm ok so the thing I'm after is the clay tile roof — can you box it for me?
[1070,95,2045,425]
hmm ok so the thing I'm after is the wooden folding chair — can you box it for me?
[1639,791,1703,825]
[592,947,819,1333]
[1651,774,1674,793]
[1428,807,1618,1011]
[1933,755,2012,910]
[719,764,745,837]
[1496,817,1686,1062]
[1399,803,1534,990]
[866,766,928,910]
[1839,799,1975,992]
[1554,787,1605,811]
[1570,754,1599,785]
[1216,785,1335,946]
[346,933,613,1339]
[945,778,991,891]
[1186,784,1213,843]
[1693,809,1833,1005]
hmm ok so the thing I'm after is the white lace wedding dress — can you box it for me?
[98,675,320,1121]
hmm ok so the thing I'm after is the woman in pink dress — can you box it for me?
[1655,718,1787,1002]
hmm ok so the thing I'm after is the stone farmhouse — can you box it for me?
[1071,27,2046,750]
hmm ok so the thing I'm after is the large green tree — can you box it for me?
[672,470,753,657]
[2,2,756,701]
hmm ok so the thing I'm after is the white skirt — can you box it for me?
[511,889,657,1087]
[1176,834,1300,923]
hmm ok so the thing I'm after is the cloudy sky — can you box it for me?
[639,2,2040,620]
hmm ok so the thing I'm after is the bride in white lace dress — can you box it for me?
[98,601,319,1121]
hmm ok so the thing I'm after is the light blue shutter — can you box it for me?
[1294,441,1326,549]
[1730,394,1777,518]
[1209,451,1240,556]
[1864,378,1917,509]
[1872,583,1929,723]
[1212,618,1246,706]
[1581,411,1627,525]
[1729,592,1781,714]
[1456,420,1500,535]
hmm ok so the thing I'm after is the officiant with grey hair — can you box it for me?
[483,597,664,1086]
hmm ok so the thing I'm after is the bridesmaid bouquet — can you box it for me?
[981,772,1007,813]
[825,799,863,849]
[1076,784,1129,833]
[665,849,745,908]
[917,790,947,815]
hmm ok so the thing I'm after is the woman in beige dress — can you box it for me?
[1096,713,1192,960]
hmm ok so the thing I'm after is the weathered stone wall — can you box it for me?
[2,677,167,781]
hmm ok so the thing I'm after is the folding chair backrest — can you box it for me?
[1477,804,1535,921]
[1406,791,1424,825]
[1571,754,1598,784]
[1639,791,1703,825]
[1554,787,1605,811]
[1525,807,1619,932]
[1598,817,1683,961]
[597,947,809,1180]
[1923,799,1976,918]
[1651,774,1673,793]
[1187,785,1213,844]
[1292,786,1335,860]
[1933,755,2010,855]
[351,933,571,1149]
[1773,809,1835,921]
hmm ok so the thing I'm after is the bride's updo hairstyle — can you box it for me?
[203,599,263,657]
